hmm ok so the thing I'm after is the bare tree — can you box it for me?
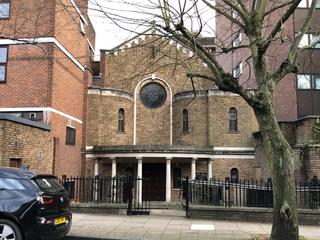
[89,0,320,239]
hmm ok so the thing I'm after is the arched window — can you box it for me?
[118,108,125,132]
[229,107,237,132]
[183,109,189,133]
[173,167,182,188]
[230,168,239,183]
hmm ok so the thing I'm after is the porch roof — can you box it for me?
[85,145,255,159]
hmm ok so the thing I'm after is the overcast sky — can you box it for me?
[88,0,215,52]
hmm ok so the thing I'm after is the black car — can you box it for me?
[0,167,72,240]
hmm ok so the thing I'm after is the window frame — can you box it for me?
[182,109,189,133]
[0,45,8,83]
[229,107,238,133]
[297,74,320,90]
[298,0,320,8]
[0,0,11,20]
[66,126,76,146]
[233,62,242,78]
[232,32,242,48]
[79,18,85,35]
[118,108,125,133]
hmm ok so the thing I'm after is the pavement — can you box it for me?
[66,212,320,240]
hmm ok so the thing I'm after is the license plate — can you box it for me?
[54,217,67,225]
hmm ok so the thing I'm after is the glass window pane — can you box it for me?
[314,76,320,89]
[316,0,320,8]
[0,65,5,81]
[0,3,9,19]
[310,34,320,48]
[298,0,308,7]
[299,34,310,48]
[297,75,311,89]
[0,48,7,63]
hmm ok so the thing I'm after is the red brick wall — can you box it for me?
[0,44,52,107]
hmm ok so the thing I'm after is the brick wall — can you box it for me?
[0,0,55,38]
[87,94,134,146]
[0,44,52,107]
[215,1,298,121]
[0,120,53,173]
[173,96,209,146]
[208,94,259,147]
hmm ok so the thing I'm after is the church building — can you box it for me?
[85,32,266,202]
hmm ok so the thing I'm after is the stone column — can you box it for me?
[94,159,99,176]
[208,159,213,180]
[191,158,197,180]
[136,157,143,205]
[111,157,117,177]
[166,157,172,203]
[93,159,99,202]
[111,157,117,202]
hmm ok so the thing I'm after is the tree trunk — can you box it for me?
[255,107,299,240]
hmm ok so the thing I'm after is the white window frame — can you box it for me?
[233,62,242,78]
[232,32,242,48]
[80,19,85,35]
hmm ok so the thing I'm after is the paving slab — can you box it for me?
[68,213,320,240]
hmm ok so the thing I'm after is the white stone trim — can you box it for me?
[88,88,133,101]
[86,153,254,159]
[213,155,255,159]
[208,89,239,97]
[0,107,83,124]
[69,0,88,25]
[87,39,95,54]
[0,37,85,72]
[213,147,255,151]
[133,75,173,146]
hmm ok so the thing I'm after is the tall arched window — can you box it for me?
[230,168,239,183]
[229,107,237,132]
[118,108,125,132]
[183,109,189,133]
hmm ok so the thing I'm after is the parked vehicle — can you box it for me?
[0,167,72,240]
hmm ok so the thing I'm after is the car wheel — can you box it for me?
[0,219,23,240]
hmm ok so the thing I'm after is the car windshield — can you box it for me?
[33,177,65,192]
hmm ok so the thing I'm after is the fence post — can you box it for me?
[185,176,190,218]
[127,175,133,215]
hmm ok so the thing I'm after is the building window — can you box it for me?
[66,126,76,145]
[118,108,125,132]
[314,76,320,90]
[182,109,189,133]
[0,0,10,19]
[0,46,8,83]
[298,33,320,48]
[10,158,21,168]
[80,19,85,35]
[232,32,242,48]
[173,167,182,188]
[297,75,311,89]
[229,107,238,132]
[233,62,242,78]
[297,74,320,90]
[298,0,320,8]
[230,168,239,183]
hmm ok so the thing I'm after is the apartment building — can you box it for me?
[215,1,320,179]
[0,0,95,176]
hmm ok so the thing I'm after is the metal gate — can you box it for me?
[126,176,151,215]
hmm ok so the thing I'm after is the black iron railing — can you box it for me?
[61,176,151,215]
[182,177,320,214]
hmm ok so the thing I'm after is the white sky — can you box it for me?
[88,0,215,51]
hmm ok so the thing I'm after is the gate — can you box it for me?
[126,176,151,215]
